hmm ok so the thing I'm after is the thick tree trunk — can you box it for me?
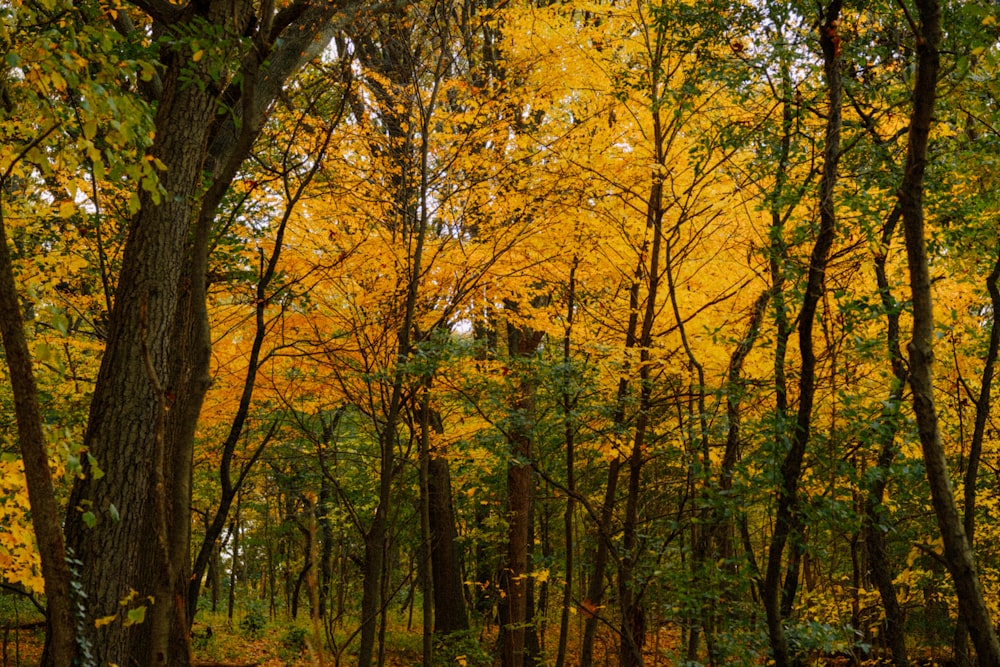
[898,2,1000,664]
[501,446,531,667]
[500,317,543,667]
[50,2,342,663]
[61,12,225,661]
[429,455,470,635]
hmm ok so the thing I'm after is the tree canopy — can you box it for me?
[3,0,1000,665]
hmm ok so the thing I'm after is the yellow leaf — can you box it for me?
[192,50,204,63]
[57,201,76,218]
[95,614,117,628]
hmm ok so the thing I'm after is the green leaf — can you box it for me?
[52,312,69,336]
[82,511,96,528]
[108,503,120,522]
[87,453,104,480]
[123,606,146,627]
[82,118,97,140]
[34,343,54,363]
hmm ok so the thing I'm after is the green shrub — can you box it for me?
[282,626,309,653]
[238,603,267,639]
[434,630,491,667]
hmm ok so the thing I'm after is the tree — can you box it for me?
[10,1,1000,665]
[762,3,843,666]
[51,2,348,664]
[0,138,76,666]
[898,0,1000,664]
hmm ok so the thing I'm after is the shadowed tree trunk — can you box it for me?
[763,4,842,666]
[52,2,345,664]
[898,1,1000,664]
[429,454,470,635]
[0,155,76,664]
[500,310,544,667]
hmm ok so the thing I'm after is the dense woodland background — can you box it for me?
[2,0,1000,665]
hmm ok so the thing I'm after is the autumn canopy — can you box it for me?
[2,0,1000,666]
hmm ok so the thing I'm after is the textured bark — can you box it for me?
[763,5,842,666]
[62,14,223,661]
[53,2,345,664]
[499,317,544,667]
[898,1,1000,664]
[428,455,470,635]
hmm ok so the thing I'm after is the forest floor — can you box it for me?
[0,604,755,667]
[0,595,962,666]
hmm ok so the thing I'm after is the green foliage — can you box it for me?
[433,630,491,667]
[784,621,868,663]
[67,549,95,667]
[281,625,308,652]
[238,601,267,639]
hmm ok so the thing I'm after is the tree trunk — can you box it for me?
[555,261,579,667]
[429,455,470,635]
[898,2,1000,664]
[580,200,649,667]
[359,457,391,667]
[0,182,76,665]
[763,5,842,666]
[319,477,336,620]
[50,2,343,664]
[863,207,909,667]
[953,246,1000,665]
[500,315,544,667]
[617,122,669,667]
[61,12,225,661]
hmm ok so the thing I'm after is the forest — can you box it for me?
[1,0,1000,665]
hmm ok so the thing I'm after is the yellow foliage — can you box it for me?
[0,460,44,594]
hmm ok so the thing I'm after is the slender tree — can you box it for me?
[898,0,1000,663]
[762,4,843,666]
